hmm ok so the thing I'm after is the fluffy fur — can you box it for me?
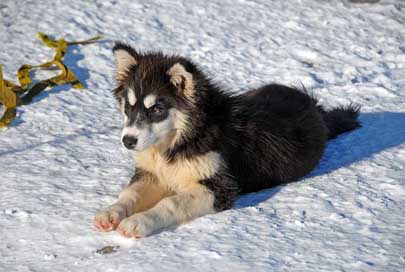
[93,42,361,238]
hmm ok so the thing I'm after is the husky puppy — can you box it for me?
[94,42,360,238]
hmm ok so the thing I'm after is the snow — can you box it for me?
[1,0,405,271]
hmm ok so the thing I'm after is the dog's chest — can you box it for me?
[133,148,222,191]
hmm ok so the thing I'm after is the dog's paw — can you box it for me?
[116,214,153,238]
[93,205,127,232]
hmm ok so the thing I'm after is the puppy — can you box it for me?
[94,42,360,238]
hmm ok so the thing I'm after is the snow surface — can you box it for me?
[1,0,405,271]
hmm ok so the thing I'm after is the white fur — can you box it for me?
[123,109,176,151]
[143,94,156,109]
[128,88,136,106]
[94,177,167,233]
[122,125,139,137]
[120,98,129,125]
[93,183,139,231]
[93,203,129,231]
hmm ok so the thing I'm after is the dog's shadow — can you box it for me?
[235,111,405,208]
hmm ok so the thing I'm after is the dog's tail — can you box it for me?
[317,103,361,140]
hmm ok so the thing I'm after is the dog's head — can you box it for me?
[112,42,195,152]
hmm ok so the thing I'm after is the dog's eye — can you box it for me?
[150,104,162,114]
[149,102,165,114]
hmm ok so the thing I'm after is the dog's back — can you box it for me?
[222,84,359,193]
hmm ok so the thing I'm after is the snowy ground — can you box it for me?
[1,0,405,271]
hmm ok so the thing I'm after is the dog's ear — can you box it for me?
[112,41,139,80]
[167,63,194,100]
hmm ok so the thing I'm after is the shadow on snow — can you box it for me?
[236,111,405,208]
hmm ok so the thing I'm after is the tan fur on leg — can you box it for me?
[117,185,215,237]
[94,171,170,232]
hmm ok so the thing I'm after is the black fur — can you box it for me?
[163,65,361,208]
[318,104,361,139]
[200,171,239,211]
[130,167,146,185]
[113,42,361,211]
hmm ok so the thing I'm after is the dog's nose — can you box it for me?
[122,136,138,149]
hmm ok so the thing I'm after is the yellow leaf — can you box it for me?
[0,33,103,127]
[37,32,59,48]
[0,65,17,127]
[17,64,33,90]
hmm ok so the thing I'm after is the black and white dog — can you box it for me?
[94,42,360,238]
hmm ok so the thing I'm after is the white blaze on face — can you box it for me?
[120,97,128,124]
[122,125,139,139]
[128,87,136,106]
[121,94,139,148]
[143,94,156,109]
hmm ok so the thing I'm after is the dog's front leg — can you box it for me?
[94,170,167,232]
[116,185,215,238]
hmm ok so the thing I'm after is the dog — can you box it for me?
[93,42,361,238]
